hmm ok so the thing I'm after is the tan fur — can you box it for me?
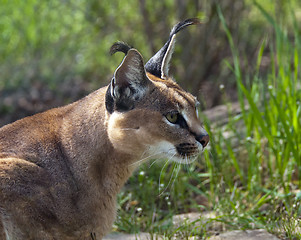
[0,37,208,239]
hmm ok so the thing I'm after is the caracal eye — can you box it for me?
[165,112,179,124]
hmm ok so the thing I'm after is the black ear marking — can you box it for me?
[105,83,114,114]
[106,47,150,113]
[145,18,201,79]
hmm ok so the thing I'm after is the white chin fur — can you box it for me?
[147,141,202,164]
[172,155,198,164]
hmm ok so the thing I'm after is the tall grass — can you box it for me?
[201,2,301,238]
[116,2,301,239]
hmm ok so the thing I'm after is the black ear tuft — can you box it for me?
[110,42,133,55]
[170,18,201,36]
[145,18,201,79]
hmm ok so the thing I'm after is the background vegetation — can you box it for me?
[1,0,301,239]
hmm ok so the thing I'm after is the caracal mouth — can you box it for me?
[146,141,203,165]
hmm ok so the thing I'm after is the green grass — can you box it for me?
[115,2,301,239]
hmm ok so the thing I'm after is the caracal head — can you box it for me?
[106,18,209,165]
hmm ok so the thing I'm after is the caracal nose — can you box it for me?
[196,134,209,148]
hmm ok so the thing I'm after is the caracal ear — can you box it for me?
[110,49,150,111]
[145,18,200,80]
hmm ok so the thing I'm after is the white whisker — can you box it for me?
[139,148,149,160]
[129,145,177,168]
[158,153,177,195]
[170,163,181,189]
[159,161,178,197]
[158,157,172,193]
[149,159,159,168]
[148,147,176,168]
[129,151,164,167]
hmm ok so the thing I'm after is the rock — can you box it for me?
[105,214,281,240]
[172,212,224,232]
[203,101,248,126]
[104,232,162,240]
[208,229,280,240]
[172,212,203,226]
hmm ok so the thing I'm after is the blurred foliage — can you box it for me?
[1,0,301,238]
[0,0,301,126]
